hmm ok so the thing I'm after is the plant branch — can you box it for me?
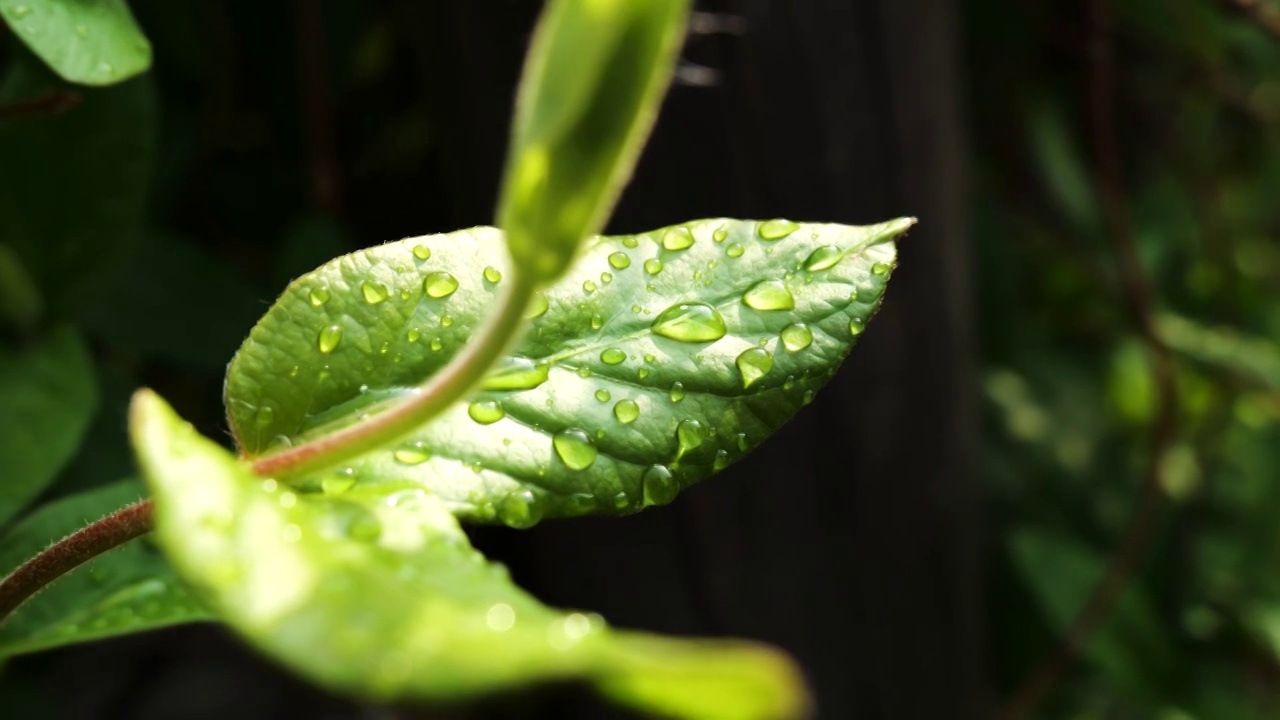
[0,500,154,625]
[1002,2,1179,717]
[1214,0,1280,41]
[250,273,536,480]
[0,89,81,121]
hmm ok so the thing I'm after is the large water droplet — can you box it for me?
[308,287,330,306]
[742,280,795,311]
[600,348,626,365]
[622,236,639,248]
[802,246,840,271]
[407,327,421,342]
[758,219,799,240]
[872,262,890,275]
[652,303,726,342]
[590,313,604,330]
[468,400,505,425]
[317,324,343,353]
[594,389,611,403]
[613,399,640,424]
[412,244,431,260]
[662,226,695,251]
[484,356,550,391]
[849,318,866,336]
[712,226,729,243]
[430,337,444,351]
[361,280,389,304]
[642,465,677,506]
[781,323,813,352]
[553,428,598,470]
[498,491,541,529]
[394,442,430,465]
[726,243,745,258]
[644,258,663,275]
[524,292,549,318]
[608,252,631,269]
[424,271,458,298]
[669,381,686,403]
[675,420,705,461]
[484,266,503,283]
[736,348,774,388]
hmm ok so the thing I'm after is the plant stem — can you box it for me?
[250,273,536,480]
[0,500,154,625]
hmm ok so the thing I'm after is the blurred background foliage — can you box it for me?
[5,0,1280,717]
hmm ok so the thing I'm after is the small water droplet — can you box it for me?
[525,292,549,318]
[553,428,598,470]
[601,348,626,365]
[804,245,843,271]
[468,400,505,425]
[713,449,730,471]
[322,474,358,493]
[662,226,695,250]
[652,303,727,342]
[361,280,389,304]
[642,465,677,506]
[669,381,686,403]
[413,244,431,260]
[758,219,799,240]
[736,433,750,452]
[289,365,300,378]
[781,323,813,351]
[583,280,597,294]
[590,313,604,330]
[430,337,444,351]
[424,271,459,298]
[600,271,613,284]
[308,287,330,306]
[726,243,745,258]
[736,347,774,388]
[484,356,550,391]
[407,327,421,342]
[712,226,729,243]
[254,405,274,427]
[849,318,866,336]
[394,442,431,465]
[803,389,816,405]
[872,262,891,275]
[317,324,343,353]
[441,315,454,327]
[484,266,503,283]
[742,279,795,311]
[675,420,705,461]
[638,368,651,379]
[644,258,663,275]
[608,252,631,269]
[496,490,541,528]
[613,399,640,424]
[594,389,611,403]
[783,375,796,391]
[577,366,593,378]
[622,236,639,248]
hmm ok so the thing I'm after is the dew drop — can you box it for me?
[872,262,891,275]
[652,303,726,342]
[317,324,343,353]
[644,258,663,275]
[736,347,774,388]
[742,280,795,311]
[803,389,816,405]
[662,226,695,251]
[322,474,358,493]
[726,243,745,258]
[642,465,677,506]
[781,323,814,352]
[600,348,626,365]
[613,399,640,424]
[594,389,611,403]
[394,442,431,465]
[254,405,274,427]
[849,318,866,337]
[525,292,549,318]
[803,245,842,271]
[675,420,705,461]
[441,315,454,327]
[583,280,597,294]
[577,366,593,378]
[407,327,421,342]
[638,368,651,379]
[669,381,686,403]
[412,244,431,260]
[430,337,444,351]
[553,428,598,470]
[468,400,505,425]
[622,236,639,248]
[289,365,300,378]
[600,272,613,284]
[424,271,459,298]
[590,313,604,330]
[758,219,799,240]
[608,252,631,269]
[736,432,750,452]
[308,287,330,306]
[712,226,729,243]
[483,356,550,391]
[713,449,730,471]
[484,266,503,283]
[361,280,389,304]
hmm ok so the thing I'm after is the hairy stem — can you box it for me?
[0,500,154,625]
[250,272,536,479]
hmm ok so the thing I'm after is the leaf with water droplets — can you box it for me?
[224,217,908,524]
[0,0,151,85]
[0,481,209,659]
[129,390,806,718]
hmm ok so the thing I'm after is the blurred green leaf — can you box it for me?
[0,0,151,85]
[0,244,42,333]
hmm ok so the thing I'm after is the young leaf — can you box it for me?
[0,481,208,658]
[0,0,152,85]
[130,389,807,719]
[498,0,690,281]
[224,218,909,524]
[0,326,96,528]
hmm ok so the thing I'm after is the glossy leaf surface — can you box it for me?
[0,0,151,85]
[131,390,806,718]
[0,326,96,527]
[224,218,908,524]
[0,482,208,658]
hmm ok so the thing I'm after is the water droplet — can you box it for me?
[736,348,774,388]
[638,368,651,379]
[441,315,454,327]
[322,474,358,493]
[713,449,730,471]
[590,313,604,330]
[872,262,891,275]
[712,226,729,243]
[484,266,503,283]
[361,280,389,304]
[413,244,431,260]
[758,219,799,240]
[497,491,541,528]
[594,389,611,403]
[407,327,421,342]
[613,399,640,424]
[804,245,843,271]
[642,465,677,506]
[651,303,727,343]
[849,318,866,336]
[468,400,505,425]
[424,271,458,298]
[644,258,663,275]
[726,243,745,258]
[317,324,343,353]
[484,356,550,390]
[600,271,613,284]
[430,337,444,351]
[669,381,686,402]
[781,323,813,351]
[802,389,815,405]
[601,348,626,365]
[622,236,639,248]
[289,366,300,378]
[394,442,431,465]
[675,420,705,461]
[553,428,598,470]
[783,375,796,390]
[608,252,631,269]
[254,405,274,427]
[525,292,549,318]
[486,602,516,631]
[577,366,593,378]
[742,280,795,311]
[662,226,695,250]
[308,287,330,306]
[583,280,597,294]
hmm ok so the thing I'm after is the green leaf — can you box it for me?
[0,326,96,527]
[0,481,208,658]
[130,389,807,718]
[0,53,156,317]
[0,0,151,85]
[0,243,42,333]
[224,218,908,524]
[498,0,690,281]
